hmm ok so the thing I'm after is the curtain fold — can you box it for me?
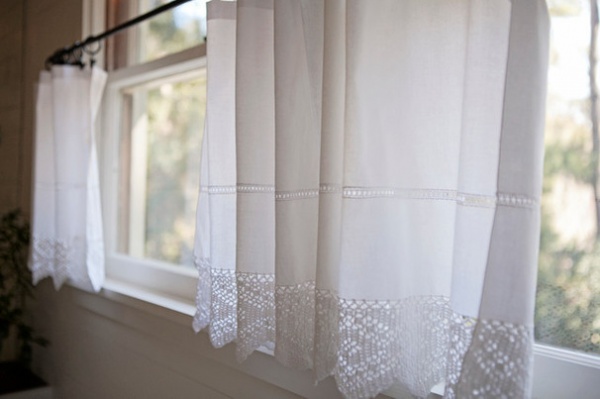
[194,1,550,398]
[30,66,107,293]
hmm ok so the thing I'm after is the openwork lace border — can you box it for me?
[199,184,537,209]
[193,260,533,399]
[30,235,103,291]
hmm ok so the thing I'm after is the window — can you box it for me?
[94,1,600,396]
[536,0,600,357]
[100,0,208,299]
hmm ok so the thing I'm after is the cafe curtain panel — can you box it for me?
[194,0,549,398]
[30,66,106,293]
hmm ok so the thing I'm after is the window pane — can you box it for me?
[536,1,600,355]
[117,73,206,267]
[107,0,208,69]
[137,0,207,63]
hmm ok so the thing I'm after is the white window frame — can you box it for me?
[89,2,600,398]
[99,45,205,306]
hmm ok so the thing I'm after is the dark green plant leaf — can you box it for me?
[0,209,49,367]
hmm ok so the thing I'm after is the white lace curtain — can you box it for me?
[30,66,106,293]
[194,0,549,398]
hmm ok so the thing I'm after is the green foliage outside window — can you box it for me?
[132,1,206,265]
[535,0,600,355]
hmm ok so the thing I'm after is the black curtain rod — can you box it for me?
[45,0,194,68]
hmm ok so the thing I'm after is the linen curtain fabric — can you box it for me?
[30,66,106,293]
[194,0,550,398]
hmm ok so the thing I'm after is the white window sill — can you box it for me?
[100,275,435,398]
[98,273,600,399]
[102,277,196,318]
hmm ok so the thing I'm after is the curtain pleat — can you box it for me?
[194,1,550,398]
[30,66,107,293]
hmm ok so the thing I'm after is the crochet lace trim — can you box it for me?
[193,261,532,399]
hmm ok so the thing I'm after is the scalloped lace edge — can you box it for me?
[193,260,532,399]
[30,236,102,291]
